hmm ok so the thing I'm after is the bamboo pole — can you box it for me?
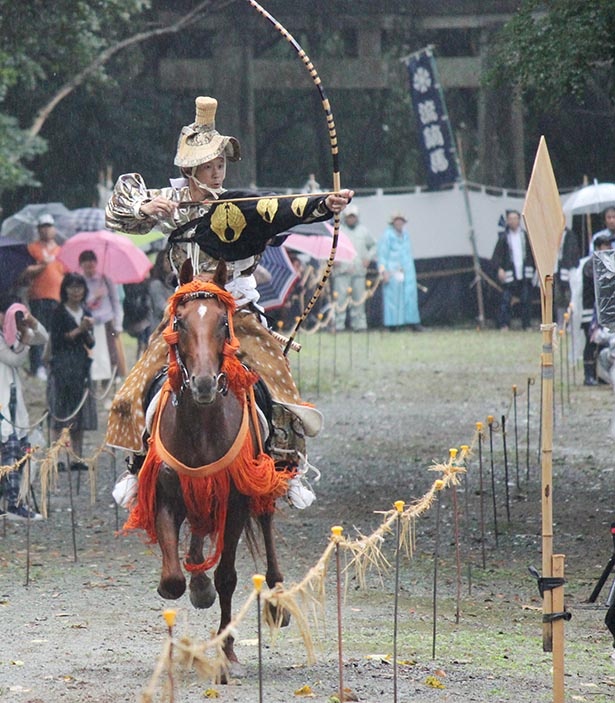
[522,135,567,700]
[540,276,555,653]
[552,554,566,703]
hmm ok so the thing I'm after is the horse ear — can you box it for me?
[213,259,227,288]
[179,259,194,286]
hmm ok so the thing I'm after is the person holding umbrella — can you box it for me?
[105,95,353,509]
[0,294,47,520]
[78,249,124,403]
[23,214,66,380]
[590,207,615,253]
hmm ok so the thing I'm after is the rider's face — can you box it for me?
[194,156,226,190]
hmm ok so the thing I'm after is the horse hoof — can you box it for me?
[265,601,291,628]
[189,572,217,609]
[158,575,186,600]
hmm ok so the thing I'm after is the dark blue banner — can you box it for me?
[406,49,459,190]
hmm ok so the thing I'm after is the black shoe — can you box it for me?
[126,454,146,476]
[7,504,43,521]
[70,461,88,472]
[584,376,598,386]
[57,461,67,472]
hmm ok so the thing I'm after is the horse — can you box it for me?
[123,262,290,675]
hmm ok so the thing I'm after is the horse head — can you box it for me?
[165,261,237,405]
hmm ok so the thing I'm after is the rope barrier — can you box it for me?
[90,365,119,401]
[0,410,49,433]
[47,387,91,424]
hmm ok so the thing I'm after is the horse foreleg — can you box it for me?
[214,491,249,679]
[259,510,291,628]
[187,533,217,609]
[156,467,186,600]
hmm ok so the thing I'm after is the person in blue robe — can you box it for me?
[377,212,422,330]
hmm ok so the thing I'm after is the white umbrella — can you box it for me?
[562,181,615,215]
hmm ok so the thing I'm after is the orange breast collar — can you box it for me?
[152,385,250,479]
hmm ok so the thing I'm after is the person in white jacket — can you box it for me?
[0,295,48,520]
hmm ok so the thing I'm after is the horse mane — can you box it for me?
[162,279,258,397]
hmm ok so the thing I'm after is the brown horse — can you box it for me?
[124,263,289,674]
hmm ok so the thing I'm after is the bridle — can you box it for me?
[170,291,230,401]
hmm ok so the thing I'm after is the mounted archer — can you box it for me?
[105,96,353,508]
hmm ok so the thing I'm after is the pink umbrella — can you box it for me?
[281,222,357,262]
[57,230,152,284]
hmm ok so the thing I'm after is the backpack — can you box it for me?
[123,281,152,337]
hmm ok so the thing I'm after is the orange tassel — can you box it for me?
[123,279,288,574]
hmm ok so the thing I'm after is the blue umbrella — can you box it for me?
[257,245,299,311]
[0,238,35,291]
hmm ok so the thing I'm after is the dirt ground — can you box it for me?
[2,326,615,702]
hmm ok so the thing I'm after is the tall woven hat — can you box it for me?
[174,96,241,168]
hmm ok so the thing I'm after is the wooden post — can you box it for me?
[522,136,567,700]
[552,554,566,703]
[540,276,554,653]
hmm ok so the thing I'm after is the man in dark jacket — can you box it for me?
[492,210,536,330]
[581,233,612,385]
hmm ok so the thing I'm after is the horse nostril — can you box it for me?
[191,374,217,402]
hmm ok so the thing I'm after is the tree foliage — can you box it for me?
[0,0,150,194]
[487,0,615,109]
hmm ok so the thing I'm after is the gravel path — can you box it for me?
[2,327,615,702]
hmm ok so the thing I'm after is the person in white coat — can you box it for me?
[0,295,48,519]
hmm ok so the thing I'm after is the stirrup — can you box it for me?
[296,451,321,483]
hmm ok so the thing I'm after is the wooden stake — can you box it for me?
[526,377,533,482]
[476,422,486,570]
[252,575,266,703]
[522,136,567,696]
[501,415,511,523]
[331,526,345,702]
[552,554,566,703]
[393,501,405,703]
[487,416,499,549]
[512,385,520,489]
[540,278,555,653]
[449,449,462,624]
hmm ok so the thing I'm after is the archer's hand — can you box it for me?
[140,196,177,219]
[325,189,354,214]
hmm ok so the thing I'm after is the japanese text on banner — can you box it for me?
[406,50,459,190]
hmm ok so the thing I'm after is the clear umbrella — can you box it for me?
[0,203,76,242]
[562,181,615,215]
[71,207,106,232]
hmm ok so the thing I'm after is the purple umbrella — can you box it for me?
[0,238,35,290]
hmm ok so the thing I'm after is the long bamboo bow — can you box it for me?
[247,0,342,355]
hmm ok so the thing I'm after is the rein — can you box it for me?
[169,290,230,400]
[155,279,264,477]
[162,283,240,399]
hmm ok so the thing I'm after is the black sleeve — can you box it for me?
[172,190,332,261]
